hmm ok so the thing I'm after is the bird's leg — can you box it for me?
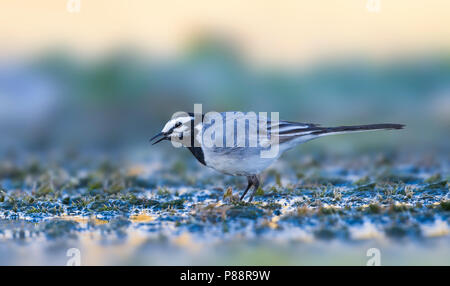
[248,175,260,202]
[240,176,254,201]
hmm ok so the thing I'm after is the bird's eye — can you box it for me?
[175,122,182,128]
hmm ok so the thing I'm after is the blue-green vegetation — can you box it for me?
[0,151,448,265]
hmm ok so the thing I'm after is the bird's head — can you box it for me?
[150,113,197,146]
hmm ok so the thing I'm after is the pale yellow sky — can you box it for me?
[1,0,450,66]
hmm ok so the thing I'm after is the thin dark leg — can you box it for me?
[248,175,260,202]
[240,177,253,201]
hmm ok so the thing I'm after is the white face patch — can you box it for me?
[161,116,193,137]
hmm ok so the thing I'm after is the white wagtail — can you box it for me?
[150,112,404,202]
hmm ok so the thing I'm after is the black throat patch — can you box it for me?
[186,113,206,166]
[186,146,206,166]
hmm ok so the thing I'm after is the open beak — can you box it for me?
[149,132,168,145]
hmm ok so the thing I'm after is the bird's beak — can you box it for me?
[149,132,168,145]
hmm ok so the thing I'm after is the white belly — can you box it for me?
[202,147,279,176]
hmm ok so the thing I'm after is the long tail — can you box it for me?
[276,122,404,144]
[311,123,405,136]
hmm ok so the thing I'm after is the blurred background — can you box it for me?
[1,0,450,266]
[0,0,449,158]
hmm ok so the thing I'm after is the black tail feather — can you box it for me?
[311,123,405,135]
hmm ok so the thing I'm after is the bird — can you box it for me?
[150,112,404,202]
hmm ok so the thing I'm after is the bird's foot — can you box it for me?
[240,175,260,202]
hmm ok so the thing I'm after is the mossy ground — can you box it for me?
[0,151,449,265]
